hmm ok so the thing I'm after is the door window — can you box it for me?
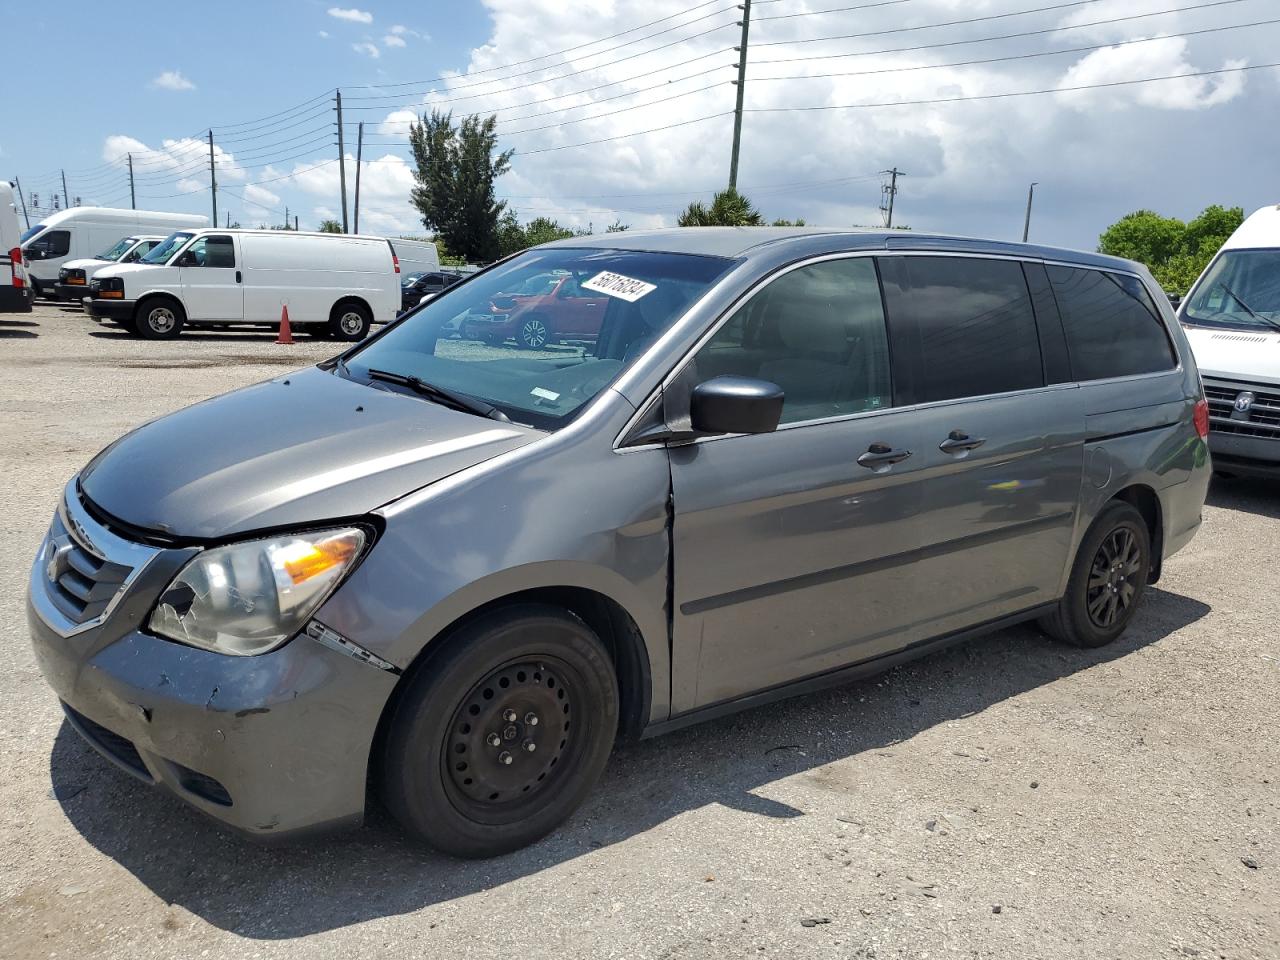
[1047,266,1176,380]
[689,257,892,424]
[184,235,236,268]
[27,229,70,258]
[880,256,1043,403]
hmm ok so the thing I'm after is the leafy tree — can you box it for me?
[523,216,578,247]
[771,218,807,227]
[678,187,765,226]
[318,219,342,233]
[495,212,590,256]
[409,110,513,263]
[606,220,630,233]
[1098,205,1244,293]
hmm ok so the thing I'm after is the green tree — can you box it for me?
[678,187,765,226]
[409,110,513,262]
[771,218,807,227]
[523,216,577,247]
[1098,205,1244,293]
[318,219,342,233]
[606,220,630,233]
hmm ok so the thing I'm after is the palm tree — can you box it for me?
[677,187,764,227]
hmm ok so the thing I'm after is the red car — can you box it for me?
[463,273,609,348]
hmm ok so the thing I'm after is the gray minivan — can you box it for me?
[28,228,1210,857]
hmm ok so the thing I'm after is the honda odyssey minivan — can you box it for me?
[28,228,1210,858]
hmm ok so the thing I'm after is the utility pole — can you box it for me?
[728,0,752,191]
[13,176,30,229]
[208,130,218,225]
[225,211,230,229]
[284,204,290,230]
[127,153,136,209]
[294,215,299,231]
[61,170,70,211]
[353,121,364,234]
[881,167,904,228]
[1022,182,1038,243]
[336,89,349,233]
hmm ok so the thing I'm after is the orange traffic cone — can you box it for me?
[275,304,294,345]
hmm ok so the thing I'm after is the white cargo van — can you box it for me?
[53,235,167,305]
[386,237,440,276]
[85,228,400,340]
[21,207,208,298]
[1,181,33,314]
[1177,203,1280,477]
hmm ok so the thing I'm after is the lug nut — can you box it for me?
[486,733,501,748]
[523,739,537,753]
[502,708,518,723]
[525,712,539,726]
[499,751,513,765]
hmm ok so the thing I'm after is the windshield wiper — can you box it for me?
[1218,283,1280,333]
[365,368,511,422]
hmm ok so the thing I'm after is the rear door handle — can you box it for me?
[235,270,242,283]
[938,430,986,454]
[857,442,912,470]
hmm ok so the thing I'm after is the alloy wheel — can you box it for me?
[1086,526,1142,628]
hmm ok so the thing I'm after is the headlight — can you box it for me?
[149,527,367,656]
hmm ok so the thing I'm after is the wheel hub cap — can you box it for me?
[446,661,572,806]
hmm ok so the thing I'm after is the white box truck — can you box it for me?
[21,207,208,299]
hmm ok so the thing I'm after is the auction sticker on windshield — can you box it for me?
[581,271,657,302]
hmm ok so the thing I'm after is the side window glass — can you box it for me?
[1047,266,1176,380]
[881,256,1043,403]
[31,230,70,257]
[184,236,236,268]
[689,258,892,425]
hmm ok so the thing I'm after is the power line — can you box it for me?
[745,61,1280,113]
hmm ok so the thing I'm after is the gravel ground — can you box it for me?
[1,303,1277,959]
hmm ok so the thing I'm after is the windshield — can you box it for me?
[97,237,136,261]
[20,223,46,244]
[142,231,194,264]
[402,272,425,287]
[1184,249,1280,330]
[343,248,734,429]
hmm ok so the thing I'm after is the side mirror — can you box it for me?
[24,248,42,260]
[1168,293,1182,310]
[419,293,436,305]
[690,376,785,435]
[176,251,196,267]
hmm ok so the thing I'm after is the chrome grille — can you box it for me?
[32,480,161,637]
[1203,377,1280,438]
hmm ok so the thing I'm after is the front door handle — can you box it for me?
[857,442,912,470]
[235,270,242,283]
[939,430,986,454]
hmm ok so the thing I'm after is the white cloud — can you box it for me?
[383,34,406,48]
[318,30,329,39]
[176,178,205,195]
[352,41,380,59]
[242,183,282,210]
[150,70,195,92]
[1056,38,1247,111]
[327,7,372,24]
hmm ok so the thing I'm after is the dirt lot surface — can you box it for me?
[1,303,1277,959]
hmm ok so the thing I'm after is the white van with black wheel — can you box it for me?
[53,235,167,305]
[85,228,400,341]
[21,207,208,300]
[1,181,33,314]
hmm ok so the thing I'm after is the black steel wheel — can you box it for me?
[382,604,618,857]
[1040,500,1151,648]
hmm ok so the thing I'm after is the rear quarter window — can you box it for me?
[1047,266,1176,380]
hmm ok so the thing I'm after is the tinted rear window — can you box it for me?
[880,256,1043,403]
[1047,266,1175,380]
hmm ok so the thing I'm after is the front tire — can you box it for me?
[134,298,185,339]
[1040,501,1151,648]
[329,301,371,341]
[382,605,618,858]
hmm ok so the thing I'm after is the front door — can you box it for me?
[668,256,928,711]
[179,234,243,321]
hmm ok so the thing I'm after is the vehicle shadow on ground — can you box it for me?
[50,586,1209,940]
[1208,474,1280,519]
[0,325,37,338]
[86,329,320,344]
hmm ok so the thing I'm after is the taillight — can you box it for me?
[392,253,400,275]
[1193,397,1210,439]
[8,247,22,287]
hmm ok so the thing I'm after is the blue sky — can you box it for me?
[4,0,1279,249]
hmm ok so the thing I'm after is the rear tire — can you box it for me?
[1039,501,1151,648]
[382,604,618,858]
[329,301,371,341]
[134,298,185,340]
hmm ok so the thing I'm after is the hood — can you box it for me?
[62,257,111,271]
[1183,324,1280,386]
[94,262,160,281]
[80,367,541,539]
